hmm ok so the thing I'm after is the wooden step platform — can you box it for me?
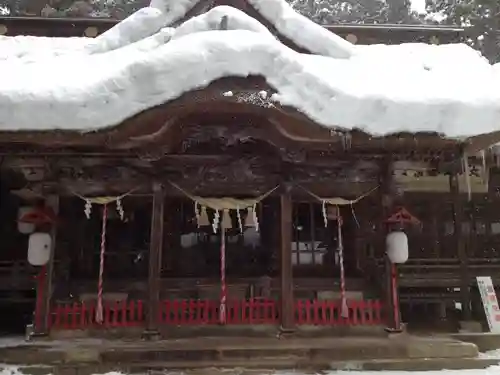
[0,335,483,372]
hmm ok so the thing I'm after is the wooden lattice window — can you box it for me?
[292,203,330,266]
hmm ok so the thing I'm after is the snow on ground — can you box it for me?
[330,370,500,375]
[3,368,500,375]
[0,337,26,348]
[480,349,500,359]
[0,0,500,141]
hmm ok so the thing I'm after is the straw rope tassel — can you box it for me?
[337,206,349,318]
[96,204,108,324]
[220,227,227,324]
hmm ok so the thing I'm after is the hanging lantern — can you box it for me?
[17,207,36,234]
[28,232,52,266]
[386,231,409,264]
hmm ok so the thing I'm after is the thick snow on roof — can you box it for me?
[247,0,355,59]
[0,0,499,140]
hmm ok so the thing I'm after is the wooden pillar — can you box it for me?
[449,169,471,320]
[380,160,402,331]
[280,188,294,331]
[145,182,165,336]
[34,194,59,336]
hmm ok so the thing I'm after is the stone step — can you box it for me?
[99,339,477,364]
[99,345,408,363]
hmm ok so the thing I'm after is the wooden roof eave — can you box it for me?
[0,77,462,157]
[463,129,500,154]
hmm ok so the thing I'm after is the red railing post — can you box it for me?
[227,300,234,324]
[374,300,382,324]
[186,299,194,325]
[70,303,78,329]
[79,302,86,328]
[321,300,327,325]
[328,301,334,324]
[120,300,127,327]
[49,298,383,329]
[360,301,367,325]
[53,305,62,329]
[351,301,359,325]
[168,300,175,325]
[62,304,71,329]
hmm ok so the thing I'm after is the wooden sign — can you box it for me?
[477,276,500,333]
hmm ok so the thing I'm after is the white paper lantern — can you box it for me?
[386,231,409,264]
[17,207,35,234]
[28,232,52,266]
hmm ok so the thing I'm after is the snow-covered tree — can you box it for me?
[0,0,146,17]
[425,0,500,62]
[287,0,421,24]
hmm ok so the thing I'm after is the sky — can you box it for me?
[410,0,426,13]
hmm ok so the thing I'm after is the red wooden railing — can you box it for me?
[158,299,278,325]
[50,300,144,329]
[49,299,382,330]
[295,299,382,325]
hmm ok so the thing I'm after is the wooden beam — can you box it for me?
[280,188,294,331]
[380,160,403,332]
[36,194,59,336]
[144,182,165,337]
[449,170,471,320]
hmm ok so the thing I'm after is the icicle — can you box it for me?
[252,203,259,232]
[116,198,124,221]
[463,153,471,201]
[194,202,201,228]
[199,205,210,226]
[222,209,232,229]
[213,210,220,233]
[322,201,328,228]
[236,206,243,233]
[84,199,92,219]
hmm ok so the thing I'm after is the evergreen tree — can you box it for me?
[288,0,421,24]
[426,0,500,62]
[0,0,146,17]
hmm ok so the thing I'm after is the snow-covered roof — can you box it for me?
[0,0,500,143]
